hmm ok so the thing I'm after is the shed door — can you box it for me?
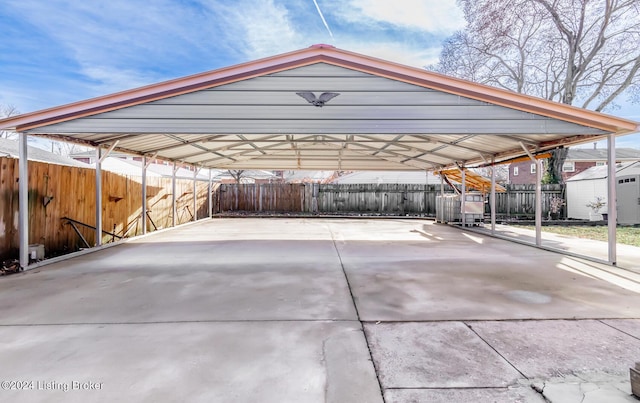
[617,176,640,225]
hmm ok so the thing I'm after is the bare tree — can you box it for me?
[50,140,87,157]
[436,0,640,111]
[472,165,510,184]
[0,104,20,139]
[227,170,246,183]
[433,0,640,182]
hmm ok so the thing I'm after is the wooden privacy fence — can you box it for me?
[214,183,306,212]
[0,157,211,260]
[495,184,565,218]
[315,184,445,214]
[214,183,566,218]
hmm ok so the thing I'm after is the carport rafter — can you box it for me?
[371,134,404,156]
[412,134,493,159]
[197,135,321,165]
[321,135,442,168]
[311,140,433,170]
[170,134,285,160]
[215,140,431,170]
[144,134,230,153]
[237,134,268,156]
[356,134,458,165]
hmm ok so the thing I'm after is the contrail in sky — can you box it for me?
[312,0,334,38]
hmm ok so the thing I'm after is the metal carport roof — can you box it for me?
[1,44,639,269]
[1,44,637,171]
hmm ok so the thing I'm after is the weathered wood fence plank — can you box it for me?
[0,157,212,260]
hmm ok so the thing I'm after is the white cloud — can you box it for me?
[226,0,301,58]
[338,0,465,34]
[80,66,163,95]
[338,40,442,68]
[197,0,305,60]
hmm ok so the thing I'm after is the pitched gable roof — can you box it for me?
[0,45,637,171]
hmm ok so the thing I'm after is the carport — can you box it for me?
[0,44,638,268]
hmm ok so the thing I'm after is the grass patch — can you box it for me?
[517,225,640,247]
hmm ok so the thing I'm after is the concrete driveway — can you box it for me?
[1,218,640,402]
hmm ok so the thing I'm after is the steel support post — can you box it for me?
[461,168,466,227]
[193,168,198,221]
[535,159,542,246]
[172,162,177,227]
[607,134,617,265]
[208,169,212,219]
[95,146,103,246]
[490,158,496,235]
[18,132,29,268]
[142,156,147,234]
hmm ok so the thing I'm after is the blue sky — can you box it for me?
[1,0,638,148]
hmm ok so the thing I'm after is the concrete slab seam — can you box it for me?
[463,322,529,380]
[361,318,640,324]
[0,319,360,327]
[326,222,387,403]
[597,319,640,342]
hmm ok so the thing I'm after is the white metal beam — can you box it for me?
[460,167,466,227]
[607,134,617,264]
[298,141,430,170]
[144,153,158,169]
[18,132,29,268]
[342,140,439,169]
[142,156,148,235]
[149,134,229,153]
[357,134,454,166]
[95,146,103,246]
[414,134,491,158]
[490,157,496,235]
[172,161,177,227]
[199,135,319,165]
[171,134,283,160]
[193,167,201,221]
[98,140,120,164]
[208,169,213,219]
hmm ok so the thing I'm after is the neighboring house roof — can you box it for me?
[566,161,640,181]
[212,170,276,182]
[98,157,214,180]
[331,171,440,184]
[566,148,640,161]
[284,170,336,183]
[71,150,130,159]
[0,137,90,167]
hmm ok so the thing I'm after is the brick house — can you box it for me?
[508,148,640,184]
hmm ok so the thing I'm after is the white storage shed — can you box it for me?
[616,162,640,225]
[567,161,640,224]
